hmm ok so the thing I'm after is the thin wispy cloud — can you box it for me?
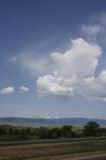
[20,54,53,77]
[9,56,17,62]
[19,86,30,92]
[81,13,106,40]
[81,24,101,38]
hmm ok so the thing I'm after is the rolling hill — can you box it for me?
[0,117,106,126]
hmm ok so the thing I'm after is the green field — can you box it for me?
[0,135,32,142]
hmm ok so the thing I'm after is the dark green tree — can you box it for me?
[50,128,61,139]
[83,121,100,137]
[37,127,50,139]
[61,125,73,138]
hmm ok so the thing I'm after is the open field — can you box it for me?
[0,135,32,142]
[0,138,106,160]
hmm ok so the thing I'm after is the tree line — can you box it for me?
[0,121,106,139]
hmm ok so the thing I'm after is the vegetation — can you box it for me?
[83,121,100,137]
[0,121,106,141]
[0,122,106,141]
[0,122,106,160]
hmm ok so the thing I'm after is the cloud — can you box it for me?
[0,87,15,94]
[16,53,54,77]
[37,74,73,97]
[9,56,17,62]
[81,24,101,37]
[0,86,30,94]
[11,13,106,101]
[19,86,30,92]
[81,13,106,39]
[36,38,106,101]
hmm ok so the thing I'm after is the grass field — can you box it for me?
[0,135,32,142]
[0,138,106,160]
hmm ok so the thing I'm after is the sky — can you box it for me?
[0,0,106,119]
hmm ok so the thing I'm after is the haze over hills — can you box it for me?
[0,117,106,126]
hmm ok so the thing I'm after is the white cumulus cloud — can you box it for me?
[0,87,15,94]
[36,38,106,101]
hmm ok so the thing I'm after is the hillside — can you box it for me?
[0,117,106,126]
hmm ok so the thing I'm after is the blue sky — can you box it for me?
[0,0,106,119]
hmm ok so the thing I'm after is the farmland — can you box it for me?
[0,138,106,160]
[0,122,106,160]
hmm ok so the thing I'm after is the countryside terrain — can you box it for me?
[0,120,106,160]
[0,137,106,160]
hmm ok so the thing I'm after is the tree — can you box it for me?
[83,121,100,137]
[50,128,61,139]
[97,128,106,136]
[61,125,73,138]
[37,127,50,139]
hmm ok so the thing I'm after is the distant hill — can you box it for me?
[0,117,106,126]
